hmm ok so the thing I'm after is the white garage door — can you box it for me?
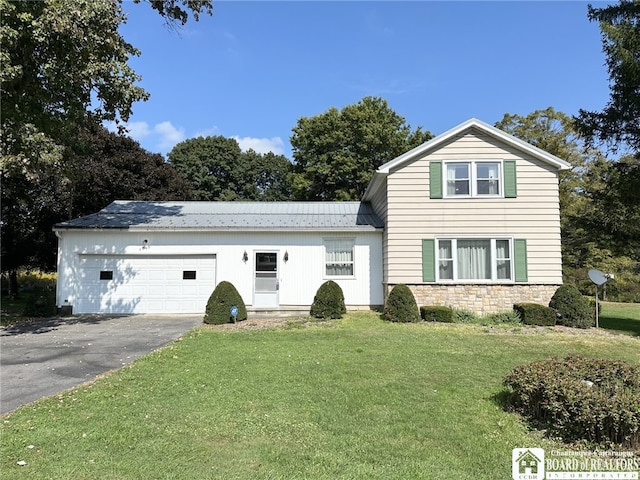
[75,254,216,314]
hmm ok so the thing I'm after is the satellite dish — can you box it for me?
[588,269,608,286]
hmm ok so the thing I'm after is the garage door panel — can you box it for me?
[76,254,216,314]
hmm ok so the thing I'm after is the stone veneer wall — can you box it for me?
[386,284,561,315]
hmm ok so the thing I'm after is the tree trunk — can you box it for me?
[8,270,18,298]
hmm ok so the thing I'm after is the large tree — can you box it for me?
[290,97,432,201]
[573,0,640,261]
[0,0,213,294]
[69,124,192,217]
[575,0,640,152]
[168,136,292,201]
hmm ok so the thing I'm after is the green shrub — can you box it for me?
[310,280,346,319]
[453,309,479,323]
[549,284,594,328]
[203,281,247,325]
[383,284,420,323]
[420,306,454,322]
[504,355,640,449]
[513,303,556,326]
[482,310,522,324]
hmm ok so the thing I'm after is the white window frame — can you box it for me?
[324,238,355,278]
[444,160,503,198]
[436,237,513,282]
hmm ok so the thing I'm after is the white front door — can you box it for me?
[253,252,278,307]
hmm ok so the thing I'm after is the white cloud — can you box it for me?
[153,121,186,151]
[232,136,285,155]
[126,121,152,140]
[193,126,221,138]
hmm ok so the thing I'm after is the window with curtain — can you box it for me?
[436,238,513,281]
[325,239,354,276]
[446,163,470,196]
[445,161,502,197]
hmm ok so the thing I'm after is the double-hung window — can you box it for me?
[325,239,354,277]
[437,238,512,281]
[445,161,501,197]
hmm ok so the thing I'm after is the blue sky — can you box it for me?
[117,1,610,159]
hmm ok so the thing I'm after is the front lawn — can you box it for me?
[1,312,639,479]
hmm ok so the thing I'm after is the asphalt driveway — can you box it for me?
[0,314,202,415]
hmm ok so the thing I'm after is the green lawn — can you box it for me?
[1,311,639,479]
[599,301,640,336]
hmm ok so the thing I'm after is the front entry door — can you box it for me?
[254,252,278,307]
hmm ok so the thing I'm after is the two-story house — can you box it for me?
[54,118,570,315]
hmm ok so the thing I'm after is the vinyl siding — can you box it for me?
[384,131,563,284]
[368,177,389,288]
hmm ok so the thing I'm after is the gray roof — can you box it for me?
[54,201,384,231]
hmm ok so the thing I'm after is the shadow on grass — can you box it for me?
[599,316,640,337]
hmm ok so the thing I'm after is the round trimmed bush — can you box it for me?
[383,284,420,322]
[310,280,346,319]
[549,284,593,328]
[204,281,247,325]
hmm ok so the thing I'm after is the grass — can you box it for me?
[599,301,640,336]
[1,311,639,479]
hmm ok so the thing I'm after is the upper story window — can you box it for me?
[445,161,501,197]
[325,239,354,277]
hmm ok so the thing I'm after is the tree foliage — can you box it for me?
[68,124,192,217]
[290,97,432,200]
[575,0,640,152]
[0,0,212,291]
[168,136,292,201]
[496,108,640,300]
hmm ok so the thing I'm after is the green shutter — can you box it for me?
[422,239,436,282]
[514,239,528,282]
[429,161,442,199]
[504,160,517,198]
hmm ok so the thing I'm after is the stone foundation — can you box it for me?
[386,284,560,315]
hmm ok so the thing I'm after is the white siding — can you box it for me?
[384,131,563,284]
[56,230,383,314]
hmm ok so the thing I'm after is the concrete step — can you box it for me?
[247,307,310,318]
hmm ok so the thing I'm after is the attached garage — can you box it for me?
[75,254,216,314]
[53,201,384,315]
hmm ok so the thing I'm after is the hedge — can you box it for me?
[513,303,556,326]
[420,306,454,323]
[504,355,640,449]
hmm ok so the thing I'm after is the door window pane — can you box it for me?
[256,252,277,271]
